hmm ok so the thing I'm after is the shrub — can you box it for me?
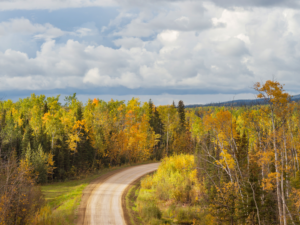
[140,154,200,204]
[137,154,209,224]
[0,153,44,225]
[139,203,162,221]
[141,175,153,189]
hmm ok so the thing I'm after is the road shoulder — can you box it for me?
[122,177,141,225]
[122,171,156,225]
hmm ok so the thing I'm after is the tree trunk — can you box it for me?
[281,169,287,225]
[271,111,283,225]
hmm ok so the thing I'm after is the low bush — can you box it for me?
[141,154,200,204]
[136,154,213,224]
[0,153,44,225]
[140,203,162,221]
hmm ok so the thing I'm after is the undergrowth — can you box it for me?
[136,154,216,225]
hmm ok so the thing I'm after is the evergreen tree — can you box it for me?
[31,144,49,183]
[43,102,48,114]
[0,109,5,128]
[177,100,185,128]
[148,99,164,159]
[76,105,83,121]
[148,99,155,128]
[21,125,34,156]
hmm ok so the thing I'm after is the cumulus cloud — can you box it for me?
[0,0,300,101]
[0,18,67,40]
[0,18,97,40]
[112,1,213,37]
[83,68,141,89]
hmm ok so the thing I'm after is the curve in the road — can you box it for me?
[83,163,160,225]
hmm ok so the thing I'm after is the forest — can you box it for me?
[1,80,300,224]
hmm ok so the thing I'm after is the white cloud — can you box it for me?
[83,68,141,88]
[0,1,300,98]
[0,18,95,41]
[112,1,213,37]
[158,30,179,42]
[75,28,94,37]
[0,18,66,40]
[114,37,144,48]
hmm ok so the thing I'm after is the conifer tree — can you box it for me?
[21,125,34,156]
[147,99,164,159]
[43,102,48,114]
[177,100,185,128]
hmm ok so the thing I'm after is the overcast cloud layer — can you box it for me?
[0,0,299,104]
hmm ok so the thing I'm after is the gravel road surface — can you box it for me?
[83,163,159,225]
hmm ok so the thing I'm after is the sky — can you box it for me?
[0,0,300,105]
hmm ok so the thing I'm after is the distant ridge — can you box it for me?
[185,94,300,108]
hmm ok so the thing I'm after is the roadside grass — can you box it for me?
[124,171,173,225]
[125,185,140,225]
[32,161,157,225]
[124,179,144,225]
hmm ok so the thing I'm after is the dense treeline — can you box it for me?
[189,81,300,224]
[0,95,190,184]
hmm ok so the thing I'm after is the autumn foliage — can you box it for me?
[134,80,300,225]
[0,153,43,225]
[0,95,191,224]
[1,80,300,225]
[187,80,300,224]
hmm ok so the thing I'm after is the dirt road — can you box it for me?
[81,163,159,225]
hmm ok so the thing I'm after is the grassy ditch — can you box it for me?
[35,174,99,225]
[125,178,195,225]
[123,171,157,225]
[32,161,157,225]
[123,179,142,225]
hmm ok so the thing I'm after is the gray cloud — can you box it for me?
[0,0,300,101]
[0,0,116,11]
[0,0,299,12]
[110,2,213,37]
[209,0,300,8]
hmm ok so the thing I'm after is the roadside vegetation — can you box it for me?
[124,178,144,225]
[31,173,96,225]
[136,154,213,225]
[135,80,300,225]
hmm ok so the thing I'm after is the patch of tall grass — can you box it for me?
[31,176,90,225]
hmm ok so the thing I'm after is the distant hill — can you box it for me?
[185,94,300,108]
